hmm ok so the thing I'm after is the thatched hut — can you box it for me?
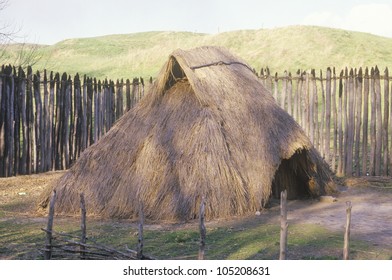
[40,46,335,221]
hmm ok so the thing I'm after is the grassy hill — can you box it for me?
[2,25,392,80]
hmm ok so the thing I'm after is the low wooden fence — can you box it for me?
[41,190,352,260]
[259,66,391,176]
[0,65,146,177]
[41,191,154,260]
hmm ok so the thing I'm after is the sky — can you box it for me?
[1,0,392,45]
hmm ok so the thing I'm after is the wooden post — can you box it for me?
[370,68,377,175]
[310,69,321,151]
[279,190,288,260]
[140,77,144,100]
[343,68,348,175]
[273,73,278,103]
[266,67,272,93]
[383,68,389,175]
[337,70,344,175]
[81,75,88,152]
[103,79,109,134]
[137,202,144,259]
[331,68,338,172]
[304,72,310,136]
[33,72,43,173]
[198,197,206,260]
[299,71,305,128]
[73,74,81,161]
[116,79,123,120]
[48,72,55,171]
[374,67,382,176]
[109,80,115,129]
[354,68,363,176]
[63,76,71,169]
[309,71,315,145]
[26,66,34,174]
[57,73,66,169]
[125,79,131,111]
[54,73,62,170]
[293,70,300,123]
[4,66,15,177]
[18,67,27,175]
[104,79,109,132]
[281,71,287,110]
[93,79,99,143]
[325,68,332,164]
[343,201,352,260]
[80,193,87,259]
[362,68,370,175]
[43,70,49,171]
[346,69,355,176]
[45,190,57,260]
[320,70,325,159]
[287,72,292,116]
[13,67,21,175]
[87,77,94,146]
[131,78,136,108]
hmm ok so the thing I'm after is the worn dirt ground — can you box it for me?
[0,172,391,259]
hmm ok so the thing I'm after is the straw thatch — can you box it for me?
[40,46,335,221]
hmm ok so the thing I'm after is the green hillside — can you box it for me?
[2,25,392,80]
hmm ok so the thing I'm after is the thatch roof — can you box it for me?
[40,46,335,221]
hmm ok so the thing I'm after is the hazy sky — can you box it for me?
[2,0,392,45]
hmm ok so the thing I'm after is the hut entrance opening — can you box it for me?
[271,149,313,200]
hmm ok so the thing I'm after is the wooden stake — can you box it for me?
[343,201,352,260]
[337,71,344,175]
[354,68,363,176]
[198,197,206,260]
[383,68,389,175]
[44,190,56,260]
[346,69,355,176]
[279,190,288,260]
[137,202,144,259]
[374,67,382,176]
[273,73,278,103]
[362,68,370,175]
[331,68,338,171]
[325,67,332,165]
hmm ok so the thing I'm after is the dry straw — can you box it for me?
[40,46,336,221]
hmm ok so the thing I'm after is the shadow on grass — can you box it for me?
[0,220,44,259]
[1,216,390,260]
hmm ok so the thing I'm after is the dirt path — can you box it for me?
[202,177,392,252]
[285,186,392,247]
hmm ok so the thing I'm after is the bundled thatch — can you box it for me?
[40,46,335,221]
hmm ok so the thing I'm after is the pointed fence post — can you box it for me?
[137,202,144,259]
[198,197,206,260]
[279,190,288,260]
[343,201,352,260]
[44,190,56,260]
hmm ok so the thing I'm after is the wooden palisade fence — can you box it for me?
[259,66,391,176]
[2,64,392,177]
[0,65,146,177]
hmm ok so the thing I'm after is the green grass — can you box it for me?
[3,217,389,260]
[2,26,392,81]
